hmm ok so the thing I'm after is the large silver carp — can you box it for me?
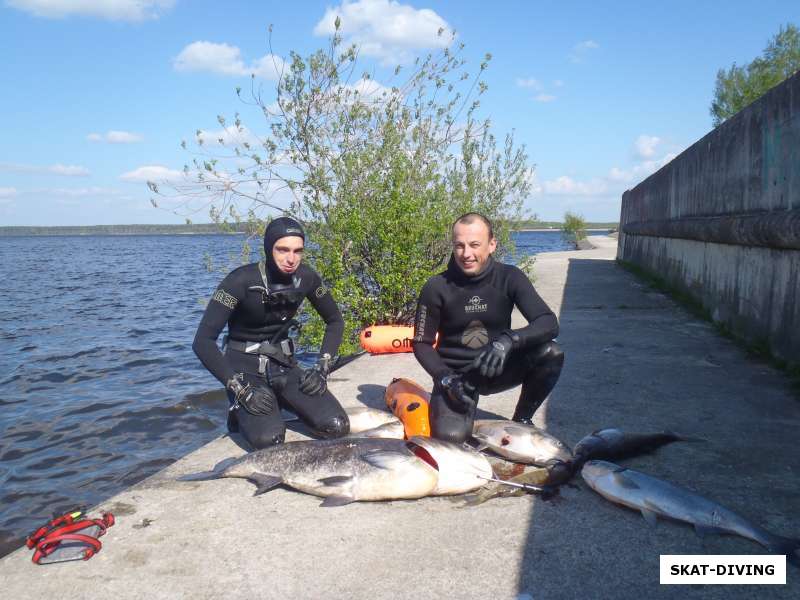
[581,460,800,565]
[472,420,572,465]
[181,438,438,507]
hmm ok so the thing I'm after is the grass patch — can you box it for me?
[617,259,800,396]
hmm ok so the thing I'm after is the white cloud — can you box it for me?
[634,134,660,158]
[0,162,90,176]
[569,39,599,63]
[542,175,608,196]
[173,41,285,80]
[0,187,18,198]
[6,0,175,21]
[43,186,121,197]
[553,79,564,87]
[608,152,678,184]
[87,130,143,143]
[533,93,556,103]
[120,165,184,183]
[516,77,541,90]
[313,0,453,65]
[51,164,91,176]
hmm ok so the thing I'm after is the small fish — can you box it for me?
[346,420,405,439]
[573,428,702,469]
[180,437,438,507]
[461,468,551,507]
[472,420,573,465]
[581,460,800,565]
[343,406,401,434]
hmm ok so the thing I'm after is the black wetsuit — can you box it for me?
[413,256,564,442]
[193,260,348,449]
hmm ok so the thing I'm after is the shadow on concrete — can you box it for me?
[516,256,800,598]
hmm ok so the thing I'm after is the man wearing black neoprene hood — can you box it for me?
[412,212,564,443]
[193,216,349,449]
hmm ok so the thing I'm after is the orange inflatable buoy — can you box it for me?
[385,378,431,438]
[360,325,415,354]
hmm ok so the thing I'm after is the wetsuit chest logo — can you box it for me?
[461,320,488,348]
[464,295,488,313]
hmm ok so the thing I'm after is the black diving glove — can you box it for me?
[299,354,331,396]
[227,374,277,416]
[439,373,477,413]
[470,333,515,378]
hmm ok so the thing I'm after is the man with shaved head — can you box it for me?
[412,212,564,443]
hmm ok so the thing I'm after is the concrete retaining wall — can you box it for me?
[618,71,800,363]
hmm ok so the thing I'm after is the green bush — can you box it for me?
[562,211,587,242]
[155,21,533,353]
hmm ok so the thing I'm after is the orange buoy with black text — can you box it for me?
[385,377,431,438]
[360,325,415,354]
[359,325,438,354]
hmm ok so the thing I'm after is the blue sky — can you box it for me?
[0,0,797,225]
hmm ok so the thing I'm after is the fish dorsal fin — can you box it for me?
[360,450,411,470]
[251,474,283,496]
[320,494,355,507]
[318,475,353,486]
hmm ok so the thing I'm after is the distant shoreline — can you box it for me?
[1,224,618,237]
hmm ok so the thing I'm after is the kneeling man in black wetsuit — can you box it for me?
[412,212,564,443]
[193,216,349,449]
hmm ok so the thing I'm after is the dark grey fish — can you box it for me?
[573,428,702,469]
[180,438,438,507]
[582,460,800,566]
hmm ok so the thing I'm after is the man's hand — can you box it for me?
[470,333,514,378]
[439,373,477,413]
[227,374,277,415]
[299,353,331,396]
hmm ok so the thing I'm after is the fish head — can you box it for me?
[410,436,493,495]
[580,460,618,488]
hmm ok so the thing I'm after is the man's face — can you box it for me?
[452,220,497,276]
[272,235,304,274]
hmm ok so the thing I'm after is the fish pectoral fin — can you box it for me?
[360,450,412,470]
[320,494,356,507]
[611,471,640,490]
[471,434,489,452]
[640,507,659,528]
[318,475,353,486]
[693,523,726,538]
[250,474,283,496]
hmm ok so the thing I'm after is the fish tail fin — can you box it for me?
[666,431,708,443]
[177,456,240,482]
[767,536,800,567]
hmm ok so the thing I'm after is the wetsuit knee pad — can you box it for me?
[431,426,470,444]
[315,415,350,439]
[248,430,286,450]
[528,341,565,376]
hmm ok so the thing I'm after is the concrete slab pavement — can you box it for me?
[1,235,798,599]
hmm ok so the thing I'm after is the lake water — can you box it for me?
[0,230,577,556]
